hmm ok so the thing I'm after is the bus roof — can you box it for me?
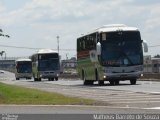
[36,49,58,54]
[79,24,139,38]
[96,24,139,33]
[16,58,31,62]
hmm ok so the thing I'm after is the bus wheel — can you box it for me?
[98,81,104,85]
[35,78,41,81]
[84,80,87,85]
[82,69,92,85]
[130,79,137,85]
[34,78,38,81]
[109,80,115,85]
[55,77,58,81]
[50,78,55,81]
[82,69,85,80]
[95,69,98,81]
[16,78,19,80]
[115,80,119,85]
[84,80,93,85]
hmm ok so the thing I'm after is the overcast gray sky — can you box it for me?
[0,0,160,59]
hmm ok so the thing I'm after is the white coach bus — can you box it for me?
[15,58,32,80]
[77,24,148,85]
[31,49,60,81]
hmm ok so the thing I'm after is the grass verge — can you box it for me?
[0,82,96,105]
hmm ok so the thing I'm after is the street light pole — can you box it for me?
[57,36,59,54]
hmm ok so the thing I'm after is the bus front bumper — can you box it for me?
[16,73,32,78]
[39,71,60,78]
[103,71,143,80]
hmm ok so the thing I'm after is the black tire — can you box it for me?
[109,80,115,85]
[84,80,93,85]
[130,79,137,85]
[96,68,104,85]
[16,78,19,80]
[34,78,38,81]
[38,78,41,81]
[95,69,98,81]
[115,80,119,85]
[82,69,86,85]
[34,78,41,81]
[84,80,88,85]
[82,69,93,85]
[98,81,104,85]
[82,69,85,80]
[55,77,58,81]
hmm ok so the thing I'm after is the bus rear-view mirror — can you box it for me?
[142,40,148,53]
[96,42,101,55]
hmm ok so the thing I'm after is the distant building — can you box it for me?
[0,60,15,69]
[61,57,77,69]
[143,55,160,73]
[0,57,28,71]
[143,55,152,73]
[152,58,160,73]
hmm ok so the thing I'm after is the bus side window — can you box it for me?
[80,37,86,51]
[79,39,82,51]
[77,39,80,52]
[92,33,97,49]
[79,38,83,51]
[91,36,94,50]
[86,35,91,50]
[89,38,92,50]
[85,36,88,50]
[83,40,85,50]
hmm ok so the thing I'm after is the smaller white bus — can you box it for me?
[31,49,60,81]
[15,58,32,80]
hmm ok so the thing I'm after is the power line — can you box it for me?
[148,45,160,48]
[0,43,160,51]
[0,44,76,51]
[0,44,42,50]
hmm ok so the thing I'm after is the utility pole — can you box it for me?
[66,53,68,60]
[57,36,59,54]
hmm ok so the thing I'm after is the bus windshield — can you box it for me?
[38,54,59,71]
[101,31,143,67]
[16,62,32,73]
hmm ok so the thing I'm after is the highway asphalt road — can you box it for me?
[0,71,160,116]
